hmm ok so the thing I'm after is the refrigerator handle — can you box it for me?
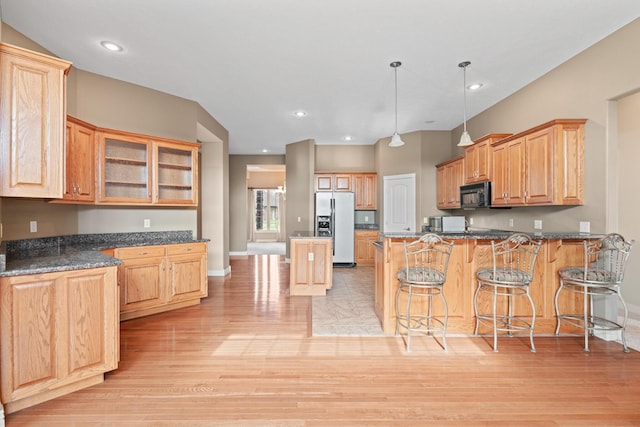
[330,198,336,255]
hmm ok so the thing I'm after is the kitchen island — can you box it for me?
[374,230,602,335]
[289,231,333,296]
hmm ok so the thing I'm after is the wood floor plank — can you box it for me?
[5,254,640,426]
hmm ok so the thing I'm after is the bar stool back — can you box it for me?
[554,233,633,352]
[474,233,542,352]
[395,234,454,351]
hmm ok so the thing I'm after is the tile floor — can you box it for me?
[312,265,640,351]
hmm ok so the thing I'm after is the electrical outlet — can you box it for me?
[308,252,314,261]
[297,216,301,222]
[534,220,542,230]
[143,219,151,228]
[469,217,474,225]
[508,218,514,227]
[365,216,369,222]
[30,220,37,233]
[580,221,590,233]
[423,217,428,224]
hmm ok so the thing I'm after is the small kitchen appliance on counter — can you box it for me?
[442,216,466,233]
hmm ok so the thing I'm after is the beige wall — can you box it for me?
[449,18,640,236]
[229,155,285,253]
[285,140,315,259]
[617,91,640,306]
[315,145,375,172]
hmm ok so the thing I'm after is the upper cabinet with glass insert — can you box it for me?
[97,129,199,206]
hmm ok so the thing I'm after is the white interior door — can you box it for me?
[383,173,416,233]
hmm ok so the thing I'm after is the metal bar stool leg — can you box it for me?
[583,286,590,352]
[492,285,498,352]
[440,289,448,352]
[526,289,536,353]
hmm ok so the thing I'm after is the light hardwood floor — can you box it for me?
[6,254,640,426]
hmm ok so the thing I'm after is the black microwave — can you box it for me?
[460,182,491,208]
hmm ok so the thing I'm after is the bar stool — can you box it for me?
[395,233,454,351]
[474,233,542,352]
[554,233,633,352]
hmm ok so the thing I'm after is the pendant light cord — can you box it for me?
[394,66,398,133]
[462,63,468,132]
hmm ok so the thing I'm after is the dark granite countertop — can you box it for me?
[0,231,209,278]
[355,224,380,230]
[379,228,605,240]
[290,230,332,239]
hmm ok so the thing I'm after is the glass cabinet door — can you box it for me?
[154,141,198,205]
[99,133,152,203]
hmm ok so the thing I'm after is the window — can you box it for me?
[254,189,280,232]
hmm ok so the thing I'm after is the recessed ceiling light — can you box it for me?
[423,120,435,124]
[343,136,353,141]
[293,110,307,117]
[467,83,483,91]
[261,148,269,153]
[100,41,123,52]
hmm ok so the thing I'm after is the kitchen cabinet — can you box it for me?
[491,137,526,206]
[463,133,511,184]
[97,129,199,206]
[314,173,352,192]
[289,238,333,296]
[57,116,96,203]
[0,266,119,414]
[436,156,464,209]
[491,119,586,206]
[106,242,208,321]
[0,43,71,198]
[353,173,377,209]
[355,229,378,266]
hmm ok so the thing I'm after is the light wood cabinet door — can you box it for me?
[334,174,352,191]
[59,116,96,203]
[436,165,446,209]
[435,157,464,209]
[353,173,377,210]
[0,43,71,198]
[290,238,333,296]
[315,174,333,191]
[98,131,152,204]
[0,266,118,413]
[555,121,585,205]
[524,127,554,205]
[491,142,508,206]
[464,134,512,184]
[166,242,208,303]
[153,140,199,205]
[118,255,166,313]
[506,138,526,205]
[355,230,378,266]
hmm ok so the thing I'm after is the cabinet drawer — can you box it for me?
[116,245,166,259]
[166,242,207,255]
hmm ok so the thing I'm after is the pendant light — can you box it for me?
[389,61,405,147]
[457,61,473,147]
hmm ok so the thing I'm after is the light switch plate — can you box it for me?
[143,219,151,228]
[580,221,590,233]
[534,220,542,229]
[30,221,37,233]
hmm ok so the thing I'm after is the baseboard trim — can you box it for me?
[208,265,231,277]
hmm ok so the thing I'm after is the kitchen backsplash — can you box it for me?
[355,210,376,224]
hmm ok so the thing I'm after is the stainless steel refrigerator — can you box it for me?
[315,192,355,266]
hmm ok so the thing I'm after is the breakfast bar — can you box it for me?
[374,230,602,335]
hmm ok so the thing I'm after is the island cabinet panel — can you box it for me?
[374,236,595,336]
[289,238,333,296]
[377,237,471,334]
[0,43,71,198]
[0,266,118,414]
[112,242,208,321]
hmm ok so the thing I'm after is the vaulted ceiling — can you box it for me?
[2,0,640,154]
